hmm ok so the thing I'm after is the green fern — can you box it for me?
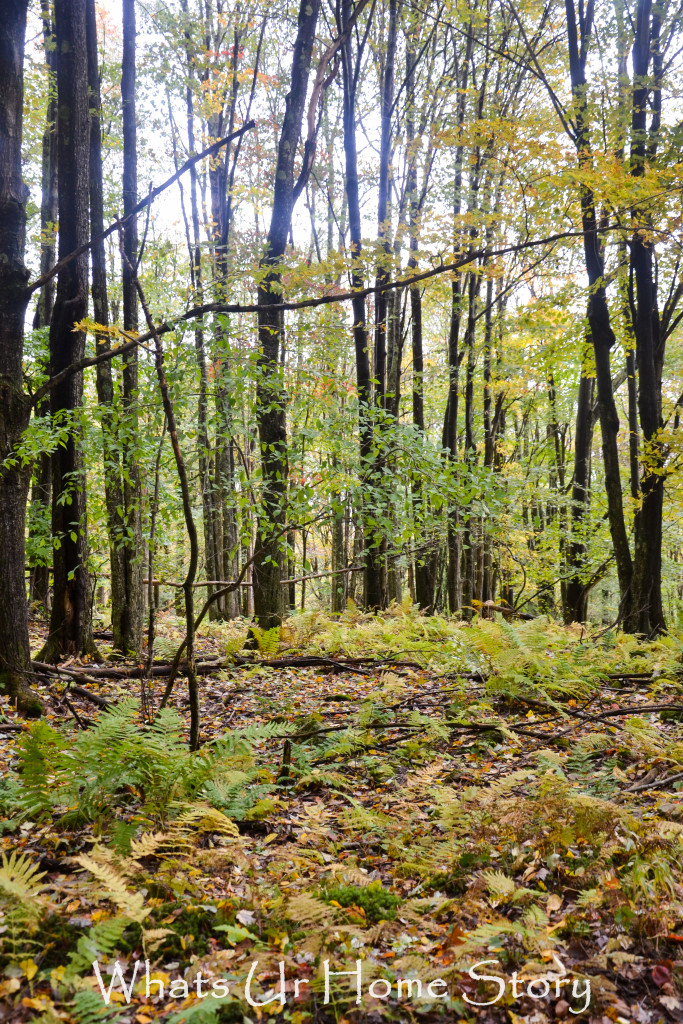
[70,989,123,1024]
[66,915,131,978]
[249,623,281,656]
[0,851,48,961]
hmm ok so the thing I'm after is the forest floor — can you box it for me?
[1,605,683,1024]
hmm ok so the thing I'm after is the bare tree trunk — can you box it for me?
[331,469,346,613]
[565,0,633,623]
[461,270,480,621]
[28,0,57,617]
[119,0,144,653]
[87,0,128,651]
[253,0,320,627]
[564,360,595,622]
[405,36,436,611]
[0,0,42,715]
[628,0,665,634]
[442,29,472,615]
[43,0,96,661]
[178,13,222,620]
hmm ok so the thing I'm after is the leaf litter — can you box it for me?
[1,605,682,1024]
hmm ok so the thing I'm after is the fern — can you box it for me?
[165,996,239,1024]
[66,914,131,978]
[4,700,283,836]
[76,848,149,922]
[286,892,340,926]
[129,830,168,860]
[249,623,281,656]
[481,869,516,901]
[173,802,240,839]
[70,989,123,1024]
[0,851,48,961]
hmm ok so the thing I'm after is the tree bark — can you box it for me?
[339,0,377,610]
[0,0,42,715]
[43,0,96,661]
[178,11,222,620]
[87,0,128,653]
[119,0,144,653]
[442,27,472,615]
[565,0,633,623]
[364,0,397,611]
[628,0,665,634]
[28,0,58,616]
[405,37,436,611]
[564,357,595,622]
[253,0,320,627]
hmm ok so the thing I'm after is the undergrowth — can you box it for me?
[1,612,683,1022]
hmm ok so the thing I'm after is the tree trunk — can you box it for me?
[331,470,346,614]
[119,0,144,653]
[28,0,57,617]
[178,14,222,620]
[564,360,595,622]
[461,270,480,621]
[565,0,633,623]
[628,0,665,634]
[442,29,472,615]
[253,0,320,627]
[406,38,436,612]
[0,0,42,714]
[43,0,96,661]
[340,0,375,609]
[373,0,397,408]
[87,0,128,653]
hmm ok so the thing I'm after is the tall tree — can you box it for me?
[253,0,321,627]
[118,0,144,653]
[563,0,634,623]
[338,0,376,611]
[0,0,42,713]
[28,0,58,616]
[43,0,96,660]
[627,0,666,633]
[87,0,130,656]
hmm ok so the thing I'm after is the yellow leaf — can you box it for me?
[264,832,279,844]
[19,958,38,980]
[547,894,562,913]
[0,979,21,996]
[22,997,50,1010]
[136,971,170,996]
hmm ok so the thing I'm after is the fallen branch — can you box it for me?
[68,685,111,709]
[627,770,683,793]
[591,702,682,721]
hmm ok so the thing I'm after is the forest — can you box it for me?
[1,0,683,1021]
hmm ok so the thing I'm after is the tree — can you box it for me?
[87,0,137,656]
[253,0,321,628]
[27,0,58,617]
[338,0,376,611]
[0,0,42,714]
[43,0,96,660]
[116,0,144,653]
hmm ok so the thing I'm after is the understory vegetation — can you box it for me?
[1,609,683,1023]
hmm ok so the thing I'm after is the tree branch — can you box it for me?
[27,121,255,297]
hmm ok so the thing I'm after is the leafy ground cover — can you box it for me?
[1,606,683,1024]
